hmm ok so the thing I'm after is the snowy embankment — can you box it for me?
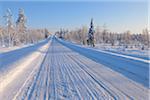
[0,37,51,99]
[57,38,149,88]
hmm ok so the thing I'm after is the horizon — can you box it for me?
[0,1,148,34]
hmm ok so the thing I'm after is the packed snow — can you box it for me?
[0,36,149,100]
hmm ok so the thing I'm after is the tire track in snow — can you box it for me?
[56,55,80,99]
[62,57,97,99]
[57,38,149,88]
[49,39,128,100]
[13,41,51,100]
[62,53,117,100]
[49,44,59,99]
[68,50,148,100]
[12,37,148,100]
[27,42,52,100]
[50,40,112,99]
[51,41,82,99]
[69,55,131,99]
[57,39,148,100]
[54,41,115,100]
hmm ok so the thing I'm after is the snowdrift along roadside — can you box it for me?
[0,38,51,98]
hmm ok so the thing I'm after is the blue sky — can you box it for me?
[0,0,148,33]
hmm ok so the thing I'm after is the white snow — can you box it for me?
[94,44,149,59]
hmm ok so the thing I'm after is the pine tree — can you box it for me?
[87,18,95,47]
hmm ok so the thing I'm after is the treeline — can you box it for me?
[0,8,50,47]
[56,26,149,50]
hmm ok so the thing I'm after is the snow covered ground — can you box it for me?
[0,36,149,100]
[94,44,149,60]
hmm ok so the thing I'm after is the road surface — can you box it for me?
[0,37,149,100]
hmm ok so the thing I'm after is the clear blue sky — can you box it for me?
[0,0,148,33]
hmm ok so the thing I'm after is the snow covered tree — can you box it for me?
[101,23,109,43]
[0,8,50,47]
[124,30,131,44]
[16,8,27,44]
[80,26,88,45]
[109,32,116,46]
[0,26,4,46]
[3,8,15,47]
[142,28,149,46]
[94,26,102,43]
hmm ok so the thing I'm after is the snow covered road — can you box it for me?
[58,38,149,88]
[0,37,149,100]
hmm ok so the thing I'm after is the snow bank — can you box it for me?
[0,38,50,73]
[0,37,51,99]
